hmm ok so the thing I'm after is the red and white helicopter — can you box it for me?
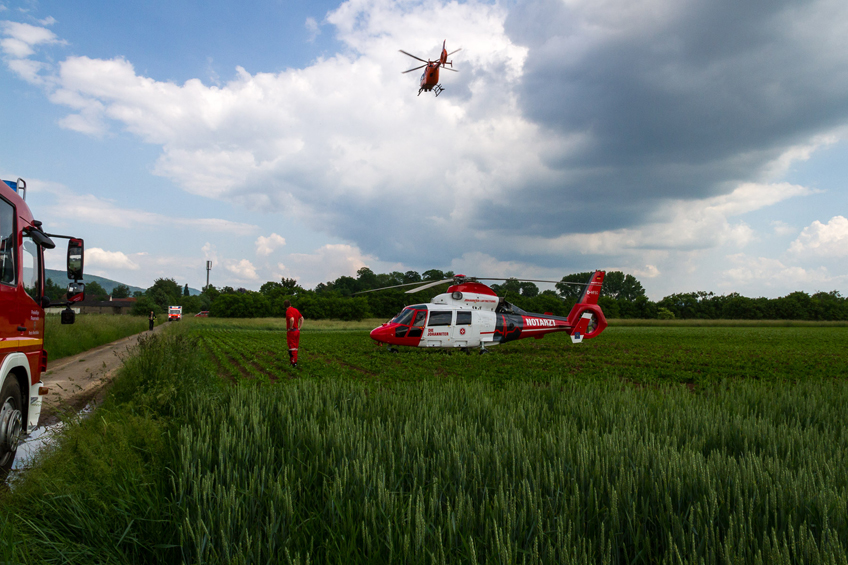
[400,40,460,97]
[361,271,607,353]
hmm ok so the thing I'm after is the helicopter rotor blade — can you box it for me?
[352,280,444,295]
[442,67,458,72]
[405,279,454,293]
[402,64,427,74]
[399,50,428,63]
[474,277,592,286]
[447,48,462,56]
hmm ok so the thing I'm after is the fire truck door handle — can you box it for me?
[17,326,27,332]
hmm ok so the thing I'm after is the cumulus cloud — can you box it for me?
[225,258,258,280]
[280,244,377,288]
[0,20,64,58]
[85,247,140,270]
[34,180,259,233]
[789,216,848,258]
[3,0,847,290]
[722,254,835,288]
[305,17,320,42]
[255,233,286,256]
[495,182,812,259]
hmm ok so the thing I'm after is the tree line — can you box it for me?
[84,268,848,321]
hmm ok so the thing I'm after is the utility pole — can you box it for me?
[206,260,212,288]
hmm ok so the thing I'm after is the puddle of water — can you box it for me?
[12,422,65,471]
[7,404,94,485]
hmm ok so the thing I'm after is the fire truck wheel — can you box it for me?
[0,377,23,477]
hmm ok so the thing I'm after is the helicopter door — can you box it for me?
[476,310,496,345]
[424,310,452,347]
[453,310,472,347]
[409,309,426,339]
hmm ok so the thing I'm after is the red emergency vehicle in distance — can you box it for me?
[1,178,85,476]
[361,271,607,353]
[400,40,461,96]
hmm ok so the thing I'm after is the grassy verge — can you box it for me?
[2,321,847,563]
[44,314,165,361]
[0,330,220,564]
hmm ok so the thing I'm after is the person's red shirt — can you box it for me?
[286,306,303,331]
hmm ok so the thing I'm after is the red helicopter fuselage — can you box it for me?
[419,45,449,91]
[401,41,458,97]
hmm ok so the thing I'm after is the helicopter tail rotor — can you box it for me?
[565,271,607,342]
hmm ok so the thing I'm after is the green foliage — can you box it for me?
[557,271,593,299]
[210,291,271,318]
[44,277,66,302]
[602,270,646,301]
[111,283,130,299]
[44,314,155,361]
[145,277,182,312]
[0,332,219,563]
[84,280,108,301]
[657,307,676,320]
[131,295,161,316]
[5,322,848,563]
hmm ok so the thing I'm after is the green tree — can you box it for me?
[44,278,66,302]
[111,284,130,299]
[183,283,190,297]
[86,280,109,301]
[602,271,646,301]
[422,269,446,281]
[519,282,539,297]
[146,278,182,312]
[557,272,593,299]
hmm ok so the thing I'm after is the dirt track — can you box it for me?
[39,323,167,425]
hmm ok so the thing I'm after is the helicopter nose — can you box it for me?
[370,324,390,343]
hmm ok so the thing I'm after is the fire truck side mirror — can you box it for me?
[61,306,75,325]
[67,238,84,280]
[67,282,85,303]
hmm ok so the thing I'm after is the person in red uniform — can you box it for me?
[284,299,303,368]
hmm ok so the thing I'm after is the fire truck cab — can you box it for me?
[1,178,85,476]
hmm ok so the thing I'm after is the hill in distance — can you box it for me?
[45,269,201,296]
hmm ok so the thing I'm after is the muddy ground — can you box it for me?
[39,323,167,425]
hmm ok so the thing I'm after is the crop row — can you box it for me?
[177,376,848,564]
[194,324,848,386]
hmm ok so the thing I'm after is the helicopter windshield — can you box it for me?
[391,308,415,325]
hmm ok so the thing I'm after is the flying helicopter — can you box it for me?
[400,40,461,96]
[358,271,607,353]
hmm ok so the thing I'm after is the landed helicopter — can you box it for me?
[400,40,460,96]
[359,271,607,353]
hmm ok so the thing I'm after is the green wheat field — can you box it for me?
[2,318,847,564]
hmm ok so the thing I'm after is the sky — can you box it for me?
[1,0,846,300]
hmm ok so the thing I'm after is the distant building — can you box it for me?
[73,297,137,315]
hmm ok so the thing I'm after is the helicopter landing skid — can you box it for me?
[434,84,444,96]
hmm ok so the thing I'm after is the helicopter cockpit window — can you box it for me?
[428,311,452,326]
[456,311,471,325]
[392,308,415,326]
[412,310,427,327]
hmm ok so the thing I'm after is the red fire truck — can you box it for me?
[1,178,85,476]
